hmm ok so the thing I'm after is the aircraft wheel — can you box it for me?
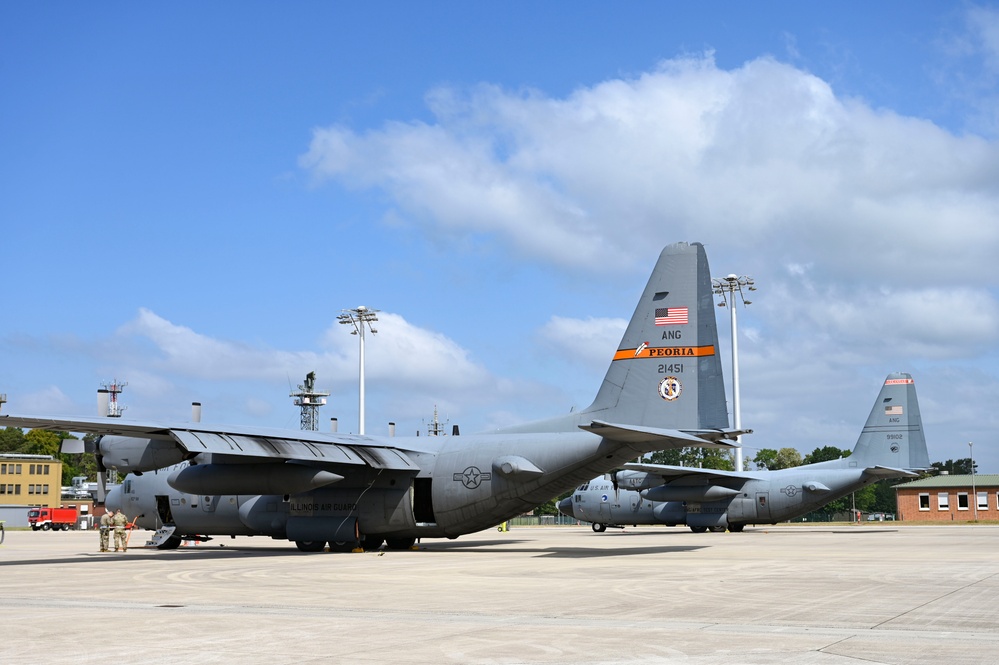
[157,535,183,550]
[361,537,384,551]
[689,526,708,533]
[709,526,726,533]
[591,523,607,533]
[295,540,326,553]
[728,523,745,533]
[328,540,356,553]
[385,537,416,550]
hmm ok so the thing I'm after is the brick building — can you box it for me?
[895,474,999,522]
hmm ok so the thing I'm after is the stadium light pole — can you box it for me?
[970,441,978,521]
[712,274,756,472]
[338,306,379,435]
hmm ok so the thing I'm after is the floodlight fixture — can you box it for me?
[710,274,757,472]
[338,306,379,435]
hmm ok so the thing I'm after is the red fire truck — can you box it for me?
[27,507,78,531]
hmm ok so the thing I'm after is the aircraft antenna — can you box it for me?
[426,405,448,436]
[337,306,379,435]
[711,274,756,472]
[290,371,330,431]
[99,379,127,418]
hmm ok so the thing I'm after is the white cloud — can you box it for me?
[116,308,320,381]
[538,316,626,367]
[301,53,999,288]
[14,386,77,415]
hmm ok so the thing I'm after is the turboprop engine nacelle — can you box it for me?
[168,463,344,495]
[100,436,187,473]
[641,484,740,502]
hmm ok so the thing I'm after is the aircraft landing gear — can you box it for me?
[327,540,356,553]
[156,535,183,550]
[295,540,326,552]
[709,526,726,533]
[361,537,384,551]
[689,526,708,533]
[591,523,607,533]
[728,523,745,533]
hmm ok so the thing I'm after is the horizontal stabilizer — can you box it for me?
[862,465,919,479]
[580,421,736,449]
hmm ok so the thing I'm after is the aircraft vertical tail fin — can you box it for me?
[849,373,930,471]
[581,242,729,431]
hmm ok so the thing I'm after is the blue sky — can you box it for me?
[3,2,999,472]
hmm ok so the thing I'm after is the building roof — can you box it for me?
[895,474,999,490]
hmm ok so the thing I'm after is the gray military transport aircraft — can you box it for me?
[2,241,743,552]
[558,372,930,533]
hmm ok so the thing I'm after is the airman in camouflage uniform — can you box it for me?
[113,509,129,552]
[99,510,113,552]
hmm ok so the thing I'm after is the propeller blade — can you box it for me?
[61,438,85,454]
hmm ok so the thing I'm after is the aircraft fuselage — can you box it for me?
[560,465,875,531]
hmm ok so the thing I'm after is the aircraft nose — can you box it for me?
[105,485,122,513]
[557,497,573,517]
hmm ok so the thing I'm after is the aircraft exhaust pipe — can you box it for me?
[191,402,202,423]
[330,417,338,433]
[389,422,396,437]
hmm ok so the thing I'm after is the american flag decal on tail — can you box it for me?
[655,307,688,326]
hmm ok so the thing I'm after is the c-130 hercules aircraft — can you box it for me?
[2,242,742,552]
[558,372,931,533]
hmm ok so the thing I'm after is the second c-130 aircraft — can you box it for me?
[558,373,931,533]
[2,241,742,552]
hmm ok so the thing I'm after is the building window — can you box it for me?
[29,464,35,475]
[958,493,969,510]
[978,492,988,511]
[15,464,21,474]
[14,484,21,495]
[1,463,6,474]
[43,465,49,475]
[43,484,49,495]
[28,485,34,495]
[938,492,950,510]
[919,493,930,510]
[0,484,5,494]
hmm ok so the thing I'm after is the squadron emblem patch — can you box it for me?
[658,376,682,401]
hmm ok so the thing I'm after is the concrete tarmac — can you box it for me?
[1,524,997,664]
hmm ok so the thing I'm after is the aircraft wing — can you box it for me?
[579,421,737,449]
[0,413,431,471]
[623,461,759,482]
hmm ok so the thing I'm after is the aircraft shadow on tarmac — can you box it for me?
[0,538,708,566]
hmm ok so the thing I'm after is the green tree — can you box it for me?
[751,447,803,470]
[750,448,778,470]
[23,429,63,457]
[932,458,976,475]
[0,427,27,453]
[646,446,733,471]
[803,446,849,465]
